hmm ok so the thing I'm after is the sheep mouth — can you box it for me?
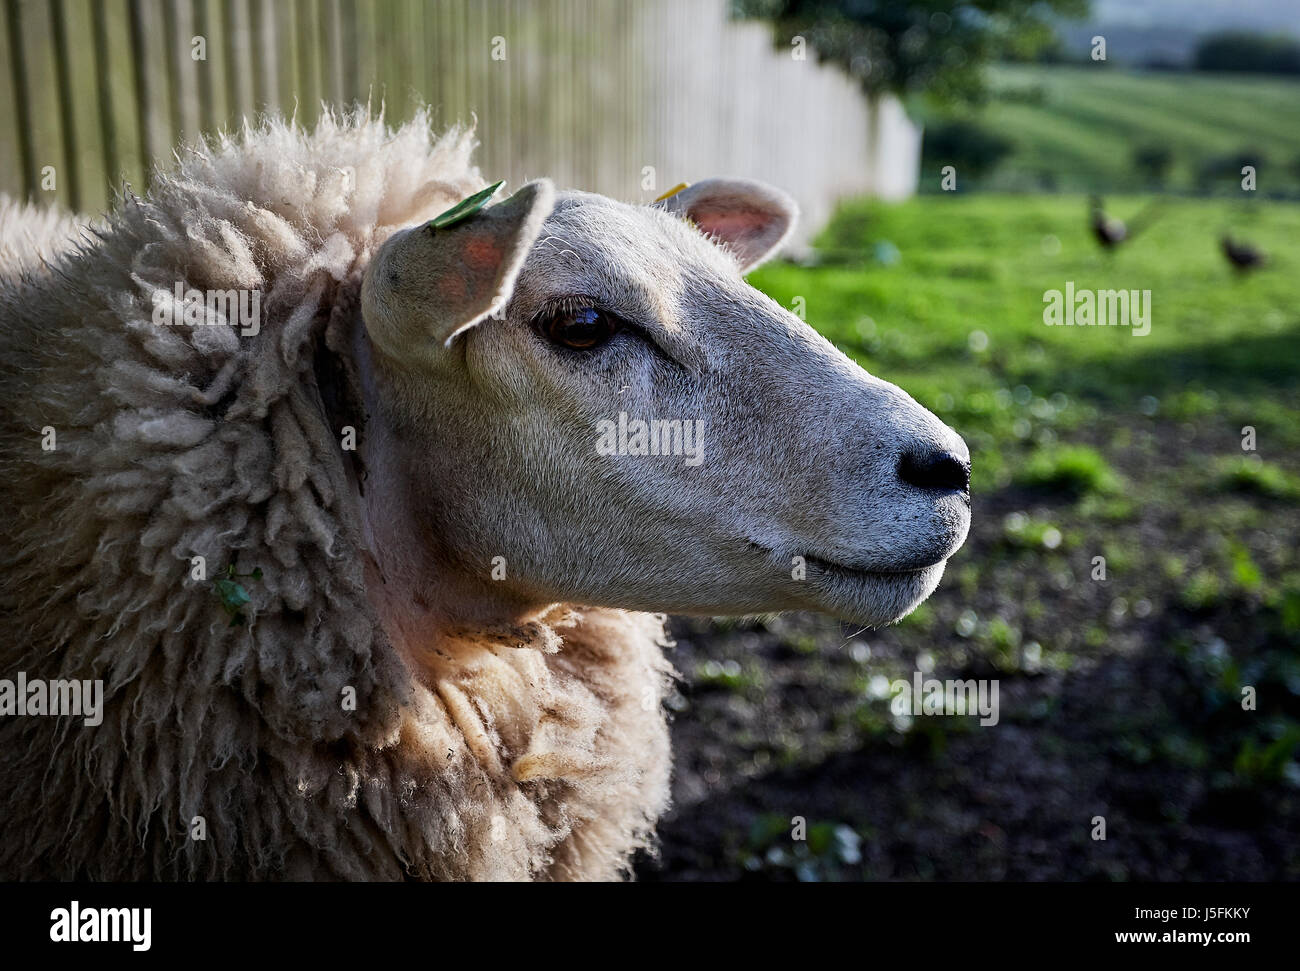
[739,540,948,625]
[803,554,938,579]
[794,553,949,627]
[744,539,947,581]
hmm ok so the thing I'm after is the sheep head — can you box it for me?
[357,177,969,635]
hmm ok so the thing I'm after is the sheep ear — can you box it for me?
[362,179,555,359]
[653,178,797,271]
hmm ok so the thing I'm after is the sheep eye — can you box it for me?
[540,306,621,350]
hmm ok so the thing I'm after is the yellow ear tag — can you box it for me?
[654,182,690,202]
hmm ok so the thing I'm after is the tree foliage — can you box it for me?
[925,119,1013,176]
[733,0,1088,104]
[1194,31,1300,75]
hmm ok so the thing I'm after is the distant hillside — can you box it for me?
[919,66,1300,195]
[1053,0,1300,66]
[1088,0,1300,34]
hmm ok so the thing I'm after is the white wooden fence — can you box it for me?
[1,0,919,245]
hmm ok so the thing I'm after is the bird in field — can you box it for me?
[1089,195,1162,251]
[1221,235,1267,274]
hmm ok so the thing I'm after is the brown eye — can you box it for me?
[542,306,621,350]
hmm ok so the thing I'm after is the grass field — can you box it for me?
[756,193,1300,489]
[643,194,1300,881]
[921,66,1300,194]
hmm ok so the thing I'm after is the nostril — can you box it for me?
[898,449,970,492]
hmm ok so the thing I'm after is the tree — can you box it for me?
[925,120,1013,178]
[734,1,1087,193]
[733,0,1088,106]
[1194,31,1300,75]
[1132,143,1173,187]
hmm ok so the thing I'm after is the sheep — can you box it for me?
[0,110,969,881]
[0,195,85,278]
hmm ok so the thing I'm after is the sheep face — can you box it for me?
[359,179,969,629]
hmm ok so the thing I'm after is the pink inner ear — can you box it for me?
[439,232,507,306]
[462,235,504,270]
[688,203,772,248]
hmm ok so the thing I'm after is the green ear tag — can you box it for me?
[428,180,506,232]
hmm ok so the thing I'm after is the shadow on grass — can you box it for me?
[1018,325,1300,403]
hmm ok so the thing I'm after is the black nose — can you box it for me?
[898,449,970,492]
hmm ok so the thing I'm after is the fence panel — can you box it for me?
[0,0,919,244]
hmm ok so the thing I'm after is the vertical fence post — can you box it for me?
[374,0,389,115]
[273,0,294,121]
[376,0,392,115]
[162,0,187,147]
[50,0,83,211]
[355,0,372,110]
[295,0,318,127]
[251,0,274,113]
[3,0,37,201]
[388,0,404,121]
[128,0,154,189]
[318,0,337,111]
[194,0,216,135]
[90,0,121,199]
[412,0,425,117]
[223,0,245,128]
[426,0,440,123]
[341,0,357,108]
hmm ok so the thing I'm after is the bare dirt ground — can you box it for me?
[635,418,1300,881]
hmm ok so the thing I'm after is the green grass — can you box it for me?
[669,187,1300,871]
[1213,456,1300,501]
[666,156,1300,883]
[751,192,1300,490]
[920,66,1300,195]
[1015,444,1120,498]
